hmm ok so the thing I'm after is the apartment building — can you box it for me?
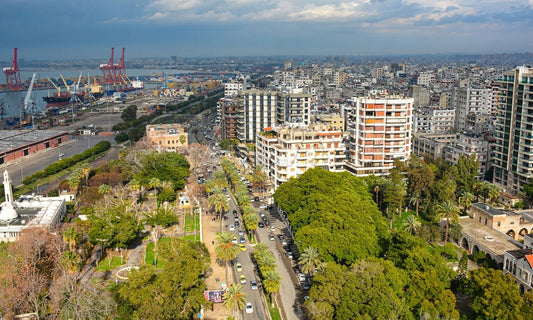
[452,86,493,132]
[492,66,533,195]
[236,90,278,143]
[413,133,457,160]
[443,133,490,178]
[276,92,311,126]
[345,96,414,176]
[256,124,345,189]
[414,106,455,133]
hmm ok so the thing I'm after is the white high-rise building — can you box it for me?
[345,96,414,176]
[452,86,492,132]
[256,124,345,189]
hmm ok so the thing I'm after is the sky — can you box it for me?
[1,0,533,60]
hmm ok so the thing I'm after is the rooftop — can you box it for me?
[0,130,66,153]
[460,216,521,256]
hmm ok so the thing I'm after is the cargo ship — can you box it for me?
[43,80,105,108]
[43,91,104,108]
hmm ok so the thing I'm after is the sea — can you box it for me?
[0,68,192,118]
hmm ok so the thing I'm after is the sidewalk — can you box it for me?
[192,180,232,320]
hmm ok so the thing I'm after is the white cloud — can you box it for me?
[141,0,533,30]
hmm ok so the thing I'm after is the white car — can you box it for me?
[270,225,275,232]
[245,302,253,313]
[229,225,235,231]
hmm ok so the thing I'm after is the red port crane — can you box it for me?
[3,48,22,90]
[99,47,131,92]
[99,47,116,87]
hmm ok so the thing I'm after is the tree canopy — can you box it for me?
[135,151,190,191]
[117,239,210,320]
[274,168,388,265]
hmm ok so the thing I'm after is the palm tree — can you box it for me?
[263,270,281,307]
[67,169,83,194]
[215,232,240,284]
[436,200,460,245]
[243,213,259,242]
[63,226,80,252]
[298,247,321,276]
[81,164,91,187]
[487,183,501,205]
[208,190,229,231]
[403,214,421,235]
[408,191,422,216]
[98,184,112,206]
[458,191,474,214]
[222,283,247,319]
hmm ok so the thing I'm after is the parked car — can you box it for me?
[250,280,258,290]
[238,229,244,236]
[301,280,310,290]
[270,225,275,232]
[238,244,247,251]
[245,302,253,313]
[260,212,266,218]
[258,222,265,228]
[269,234,275,241]
[236,263,242,272]
[297,272,306,282]
[254,196,259,201]
[232,237,238,244]
[239,236,246,243]
[234,221,240,228]
[240,274,247,284]
[229,225,235,231]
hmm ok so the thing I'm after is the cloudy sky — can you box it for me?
[1,0,533,60]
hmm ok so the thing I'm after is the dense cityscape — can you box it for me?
[0,51,533,320]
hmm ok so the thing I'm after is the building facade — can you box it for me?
[345,96,414,176]
[145,124,188,151]
[452,86,493,132]
[255,124,345,189]
[492,67,533,195]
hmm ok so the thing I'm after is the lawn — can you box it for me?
[184,211,200,232]
[96,256,124,272]
[266,296,282,320]
[144,237,171,268]
[392,209,416,230]
[183,234,200,242]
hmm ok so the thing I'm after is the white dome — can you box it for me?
[0,202,17,221]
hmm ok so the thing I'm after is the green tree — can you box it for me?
[222,284,247,320]
[263,270,281,307]
[63,226,81,252]
[436,200,460,245]
[463,267,524,320]
[214,232,240,284]
[299,247,322,277]
[135,151,190,191]
[243,213,258,241]
[121,104,137,122]
[456,153,479,194]
[458,190,474,215]
[274,168,387,265]
[403,214,421,235]
[97,184,112,206]
[118,239,210,320]
[208,190,229,231]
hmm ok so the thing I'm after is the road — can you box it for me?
[254,203,303,320]
[1,134,115,187]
